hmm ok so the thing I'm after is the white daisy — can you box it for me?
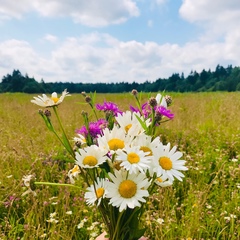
[106,170,150,212]
[22,174,37,196]
[84,178,107,206]
[130,133,161,156]
[75,145,107,168]
[97,125,132,154]
[31,89,70,107]
[67,165,80,184]
[154,174,173,187]
[116,146,151,174]
[115,111,149,137]
[73,134,86,144]
[152,143,188,181]
[156,93,167,108]
[130,134,162,176]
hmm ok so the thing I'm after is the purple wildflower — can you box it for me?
[96,101,122,116]
[141,102,151,118]
[130,102,152,118]
[76,119,108,139]
[129,105,140,113]
[155,106,174,119]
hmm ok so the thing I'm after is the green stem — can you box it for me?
[34,181,82,189]
[53,106,75,158]
[112,211,124,240]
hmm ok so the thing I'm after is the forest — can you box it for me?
[0,64,240,93]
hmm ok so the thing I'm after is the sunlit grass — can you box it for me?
[0,92,239,239]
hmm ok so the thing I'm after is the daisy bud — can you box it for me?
[81,111,88,117]
[30,178,36,191]
[75,141,81,148]
[81,91,87,97]
[165,95,172,106]
[85,96,91,103]
[44,109,51,117]
[155,112,162,123]
[131,89,138,96]
[149,97,157,108]
[38,109,44,115]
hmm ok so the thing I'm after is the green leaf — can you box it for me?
[134,114,148,131]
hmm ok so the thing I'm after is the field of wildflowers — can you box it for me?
[0,92,239,240]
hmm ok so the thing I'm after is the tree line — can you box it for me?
[0,64,240,93]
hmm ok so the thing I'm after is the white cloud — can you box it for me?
[1,32,239,84]
[44,34,58,43]
[155,0,168,5]
[0,0,139,27]
[179,0,240,41]
[0,0,32,20]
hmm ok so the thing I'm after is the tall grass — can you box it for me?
[0,92,239,240]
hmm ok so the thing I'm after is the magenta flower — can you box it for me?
[76,119,108,139]
[96,101,122,116]
[130,102,151,118]
[155,106,174,119]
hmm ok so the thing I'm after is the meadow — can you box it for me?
[0,91,239,240]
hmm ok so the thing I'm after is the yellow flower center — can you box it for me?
[156,177,163,183]
[51,92,59,103]
[159,156,172,170]
[118,180,137,198]
[127,152,140,164]
[108,138,124,151]
[51,97,59,103]
[140,146,152,156]
[72,165,80,173]
[96,187,105,199]
[125,124,132,133]
[83,156,98,166]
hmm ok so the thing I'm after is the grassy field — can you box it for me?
[0,92,239,240]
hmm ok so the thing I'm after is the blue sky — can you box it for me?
[0,0,240,83]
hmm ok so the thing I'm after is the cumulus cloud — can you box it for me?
[179,0,240,41]
[0,0,32,20]
[1,32,239,84]
[0,0,139,27]
[0,1,239,84]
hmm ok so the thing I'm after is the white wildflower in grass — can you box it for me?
[156,218,164,224]
[116,146,151,174]
[115,111,149,136]
[40,233,47,238]
[68,165,80,184]
[106,170,150,212]
[152,143,188,181]
[77,218,87,229]
[66,210,72,215]
[154,175,173,187]
[97,125,132,154]
[49,196,58,201]
[22,174,37,196]
[46,218,59,223]
[75,145,107,168]
[46,212,58,223]
[50,212,57,218]
[31,89,70,107]
[85,178,107,206]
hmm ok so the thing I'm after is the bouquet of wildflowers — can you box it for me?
[29,89,188,240]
